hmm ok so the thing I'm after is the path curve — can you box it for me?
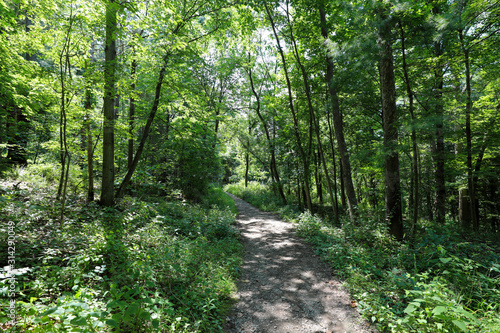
[224,194,375,333]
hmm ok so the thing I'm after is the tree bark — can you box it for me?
[245,121,251,188]
[128,59,137,171]
[378,13,404,240]
[399,22,419,236]
[326,104,339,216]
[287,7,337,219]
[84,60,94,202]
[115,54,170,199]
[319,5,357,222]
[265,3,312,211]
[458,30,478,231]
[101,0,117,206]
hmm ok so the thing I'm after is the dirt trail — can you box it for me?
[224,194,375,333]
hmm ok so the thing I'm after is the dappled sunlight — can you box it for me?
[225,194,373,332]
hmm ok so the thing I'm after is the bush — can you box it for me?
[0,183,242,332]
[223,183,500,333]
[295,211,322,238]
[3,162,82,191]
[202,185,238,214]
[224,181,294,219]
[297,217,500,333]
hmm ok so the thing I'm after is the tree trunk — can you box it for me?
[314,151,323,205]
[339,160,346,208]
[245,152,249,188]
[245,121,251,188]
[378,14,404,240]
[59,153,71,224]
[433,6,446,223]
[115,54,170,199]
[326,106,339,216]
[458,30,478,231]
[470,116,497,229]
[319,5,357,222]
[128,59,137,171]
[84,60,94,202]
[56,15,74,200]
[265,3,312,211]
[57,54,68,200]
[296,162,302,209]
[287,9,336,219]
[459,188,472,228]
[101,0,117,206]
[248,66,287,203]
[399,22,419,236]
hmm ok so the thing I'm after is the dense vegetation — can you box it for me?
[226,181,500,332]
[1,0,499,332]
[1,170,241,332]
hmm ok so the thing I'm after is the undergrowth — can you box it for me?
[0,169,242,332]
[225,181,500,333]
[224,181,300,221]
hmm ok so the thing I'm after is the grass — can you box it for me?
[224,181,300,221]
[0,168,243,332]
[225,181,500,333]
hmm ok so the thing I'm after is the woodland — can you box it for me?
[0,0,499,332]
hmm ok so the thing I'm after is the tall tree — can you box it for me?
[265,2,313,211]
[285,1,337,220]
[101,0,118,206]
[84,58,95,202]
[247,63,287,203]
[377,8,403,240]
[116,0,231,198]
[454,0,500,230]
[432,3,447,224]
[319,3,358,222]
[399,20,419,235]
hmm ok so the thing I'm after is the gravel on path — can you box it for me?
[224,194,376,333]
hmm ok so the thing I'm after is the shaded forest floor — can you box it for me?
[225,181,500,333]
[225,194,374,333]
[0,176,242,332]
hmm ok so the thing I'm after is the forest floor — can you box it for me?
[224,194,376,333]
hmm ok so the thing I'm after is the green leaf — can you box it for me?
[439,257,452,264]
[106,319,118,327]
[404,303,418,314]
[125,304,139,317]
[152,319,160,328]
[432,306,447,316]
[40,307,58,316]
[452,320,467,332]
[456,307,476,321]
[70,316,88,326]
[139,310,151,320]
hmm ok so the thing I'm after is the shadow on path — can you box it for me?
[225,194,375,333]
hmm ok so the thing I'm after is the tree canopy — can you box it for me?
[1,0,499,331]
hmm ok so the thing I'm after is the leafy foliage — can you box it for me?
[0,175,242,332]
[227,181,500,333]
[303,219,500,332]
[224,181,289,213]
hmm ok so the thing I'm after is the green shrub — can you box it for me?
[0,182,242,332]
[224,181,295,219]
[278,207,500,333]
[3,163,82,191]
[202,185,238,214]
[295,211,322,238]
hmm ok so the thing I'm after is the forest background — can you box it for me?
[0,0,499,332]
